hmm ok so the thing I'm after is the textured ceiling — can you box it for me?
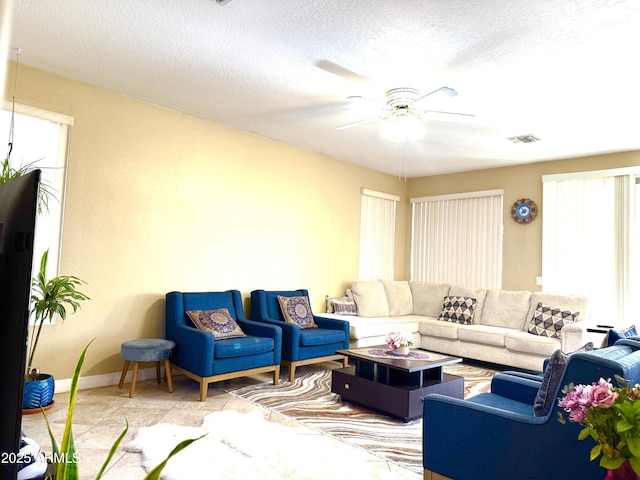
[8,0,640,177]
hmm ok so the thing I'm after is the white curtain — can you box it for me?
[410,189,503,288]
[358,189,398,281]
[542,170,637,326]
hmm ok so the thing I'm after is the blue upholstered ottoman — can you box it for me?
[118,339,176,398]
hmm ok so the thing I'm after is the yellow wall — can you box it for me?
[9,62,640,381]
[7,64,408,379]
[407,151,640,291]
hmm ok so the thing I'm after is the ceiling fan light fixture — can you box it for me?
[379,114,426,143]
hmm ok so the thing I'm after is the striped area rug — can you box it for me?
[229,362,499,474]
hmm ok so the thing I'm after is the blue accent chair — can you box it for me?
[423,340,640,480]
[250,289,349,381]
[166,290,281,401]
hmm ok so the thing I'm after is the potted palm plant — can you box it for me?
[23,249,89,411]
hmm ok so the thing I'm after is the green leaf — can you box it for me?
[617,419,634,433]
[54,340,93,480]
[627,437,640,458]
[578,427,592,441]
[600,455,626,470]
[590,443,602,461]
[143,435,207,480]
[629,456,640,475]
[95,420,129,479]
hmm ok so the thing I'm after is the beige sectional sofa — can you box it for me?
[319,280,594,371]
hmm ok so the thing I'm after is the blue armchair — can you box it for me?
[423,341,640,480]
[250,289,349,381]
[166,290,281,401]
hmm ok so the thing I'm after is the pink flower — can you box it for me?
[591,378,618,408]
[558,384,593,410]
[568,406,589,423]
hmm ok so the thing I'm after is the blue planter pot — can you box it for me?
[23,374,55,410]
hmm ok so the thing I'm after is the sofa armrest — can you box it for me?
[236,318,282,363]
[168,324,215,377]
[561,319,599,352]
[490,373,541,405]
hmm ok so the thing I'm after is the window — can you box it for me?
[542,168,639,327]
[410,189,503,288]
[358,188,399,280]
[1,102,73,278]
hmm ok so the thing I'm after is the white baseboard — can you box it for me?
[54,367,159,393]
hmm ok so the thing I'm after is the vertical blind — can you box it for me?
[358,188,399,281]
[410,189,503,288]
[542,170,637,326]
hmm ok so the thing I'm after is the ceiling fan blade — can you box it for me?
[315,60,370,84]
[422,109,475,117]
[411,86,458,106]
[336,116,382,130]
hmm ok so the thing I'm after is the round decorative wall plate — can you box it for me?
[511,198,538,224]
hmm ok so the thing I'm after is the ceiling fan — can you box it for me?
[337,86,474,142]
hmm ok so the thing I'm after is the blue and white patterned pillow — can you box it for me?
[186,308,246,339]
[528,302,579,339]
[437,296,477,325]
[278,295,318,329]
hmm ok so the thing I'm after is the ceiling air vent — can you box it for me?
[508,134,541,144]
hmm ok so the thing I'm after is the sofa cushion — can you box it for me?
[527,302,579,339]
[533,342,594,417]
[409,281,451,316]
[278,295,318,329]
[214,335,275,358]
[437,296,477,325]
[525,292,589,327]
[481,289,532,330]
[457,325,515,347]
[419,318,459,339]
[349,316,419,340]
[299,328,345,346]
[382,281,413,316]
[504,331,560,357]
[352,280,390,317]
[186,308,246,340]
[449,286,488,324]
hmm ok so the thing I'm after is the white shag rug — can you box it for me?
[125,410,414,480]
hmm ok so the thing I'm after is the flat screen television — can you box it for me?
[0,170,40,480]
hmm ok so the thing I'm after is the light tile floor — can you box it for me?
[20,362,421,479]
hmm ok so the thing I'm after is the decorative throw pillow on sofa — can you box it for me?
[533,342,593,417]
[437,296,477,325]
[186,308,246,340]
[528,302,579,339]
[601,324,638,348]
[332,299,357,315]
[278,295,318,329]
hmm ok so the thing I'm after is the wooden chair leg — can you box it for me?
[342,356,349,367]
[155,361,161,384]
[164,359,174,393]
[288,363,296,382]
[118,360,130,388]
[200,379,208,402]
[129,362,140,398]
[273,365,280,385]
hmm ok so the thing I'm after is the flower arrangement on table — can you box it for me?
[385,329,414,352]
[558,375,640,477]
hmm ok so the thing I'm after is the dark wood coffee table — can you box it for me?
[331,347,464,422]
